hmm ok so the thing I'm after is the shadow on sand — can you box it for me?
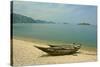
[40,52,81,57]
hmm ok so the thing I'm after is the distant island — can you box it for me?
[63,22,68,24]
[12,13,55,24]
[78,23,90,25]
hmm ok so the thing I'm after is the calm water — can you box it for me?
[13,23,97,48]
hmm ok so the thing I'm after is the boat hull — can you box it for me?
[34,46,80,56]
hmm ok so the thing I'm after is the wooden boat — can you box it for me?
[48,43,81,48]
[34,43,81,55]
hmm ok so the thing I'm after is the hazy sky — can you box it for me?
[13,1,97,24]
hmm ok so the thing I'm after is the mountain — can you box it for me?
[12,13,36,23]
[12,13,55,24]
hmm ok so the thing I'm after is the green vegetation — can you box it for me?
[12,13,36,23]
[12,13,55,24]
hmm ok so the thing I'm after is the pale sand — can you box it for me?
[12,39,97,66]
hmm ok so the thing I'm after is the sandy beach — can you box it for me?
[12,39,97,66]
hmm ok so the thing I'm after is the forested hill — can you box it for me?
[12,13,36,23]
[12,13,55,24]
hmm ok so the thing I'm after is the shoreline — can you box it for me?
[13,36,97,52]
[12,37,97,66]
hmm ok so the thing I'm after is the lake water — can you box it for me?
[13,23,97,48]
